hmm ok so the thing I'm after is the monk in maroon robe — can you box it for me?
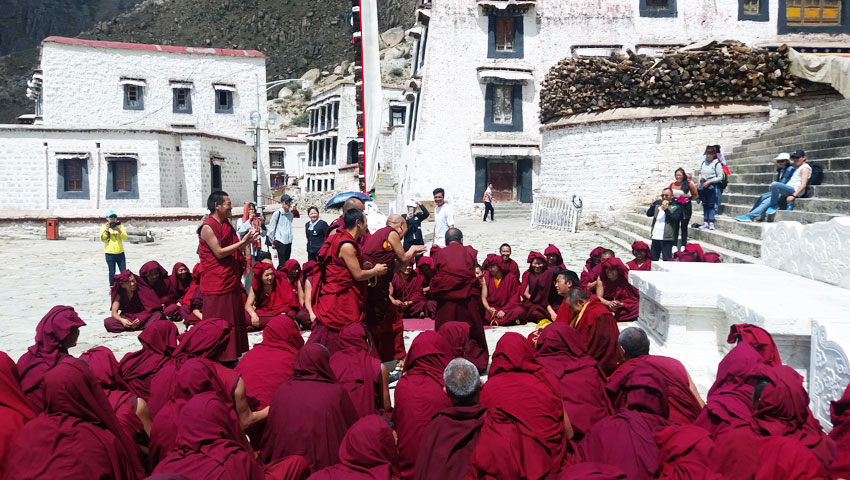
[178,263,204,326]
[727,323,782,366]
[481,254,525,326]
[580,246,605,288]
[390,262,430,318]
[0,351,36,479]
[4,359,145,480]
[141,260,181,319]
[554,463,627,479]
[626,241,652,271]
[555,288,623,375]
[830,382,850,479]
[582,249,614,292]
[262,344,359,473]
[280,259,312,330]
[536,323,613,440]
[235,315,304,409]
[608,327,703,424]
[711,428,830,480]
[119,320,178,400]
[429,228,489,373]
[521,251,554,323]
[544,243,567,270]
[330,323,389,418]
[437,321,471,359]
[654,425,715,479]
[245,262,299,331]
[468,333,570,480]
[308,209,385,356]
[168,262,192,305]
[595,257,639,322]
[414,358,485,480]
[105,270,166,332]
[393,332,453,479]
[497,243,521,280]
[327,197,372,247]
[308,415,401,480]
[16,305,85,411]
[198,191,258,363]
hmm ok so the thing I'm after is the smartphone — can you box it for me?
[407,206,415,215]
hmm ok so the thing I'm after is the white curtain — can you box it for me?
[360,0,382,192]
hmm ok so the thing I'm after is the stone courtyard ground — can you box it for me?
[0,212,626,365]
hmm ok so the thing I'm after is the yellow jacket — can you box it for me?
[100,224,127,254]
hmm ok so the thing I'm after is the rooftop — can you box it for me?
[42,36,264,58]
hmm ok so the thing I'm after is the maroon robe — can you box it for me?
[711,427,830,480]
[261,344,359,473]
[362,226,404,361]
[831,382,850,479]
[141,260,180,318]
[168,262,192,304]
[498,257,521,280]
[198,214,248,362]
[483,271,525,326]
[521,251,555,323]
[555,297,623,375]
[104,270,166,332]
[414,405,485,480]
[598,258,639,322]
[607,355,701,424]
[0,351,36,479]
[119,320,179,400]
[330,323,383,418]
[307,415,401,480]
[393,332,453,480]
[16,305,86,411]
[654,425,716,479]
[4,359,145,480]
[248,262,299,331]
[580,247,605,290]
[626,241,652,272]
[391,270,429,318]
[430,243,489,372]
[536,323,613,440]
[544,244,567,270]
[280,260,312,330]
[727,323,782,366]
[329,215,371,246]
[235,315,304,409]
[436,321,471,359]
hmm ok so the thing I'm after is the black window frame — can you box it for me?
[639,0,678,17]
[105,158,139,200]
[56,157,90,200]
[778,0,849,33]
[211,162,223,190]
[391,106,406,126]
[739,0,770,21]
[123,84,144,111]
[270,151,284,168]
[487,12,524,59]
[484,83,523,133]
[172,88,193,114]
[215,89,234,114]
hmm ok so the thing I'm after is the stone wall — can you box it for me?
[762,217,850,289]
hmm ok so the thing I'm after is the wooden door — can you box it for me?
[489,162,514,201]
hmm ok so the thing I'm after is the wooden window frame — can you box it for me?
[484,83,523,133]
[740,0,770,21]
[123,85,144,110]
[779,0,848,32]
[172,88,193,114]
[639,0,678,17]
[487,12,524,59]
[106,158,139,200]
[56,157,90,199]
[215,90,234,114]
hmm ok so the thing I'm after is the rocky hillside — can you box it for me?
[0,0,415,123]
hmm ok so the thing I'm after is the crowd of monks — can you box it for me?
[1,190,849,479]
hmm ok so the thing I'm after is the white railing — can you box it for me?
[532,195,583,233]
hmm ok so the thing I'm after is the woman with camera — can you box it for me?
[100,209,128,286]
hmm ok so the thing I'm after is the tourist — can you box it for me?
[468,333,570,480]
[5,359,146,480]
[546,268,581,322]
[16,305,86,411]
[697,145,723,230]
[402,200,429,250]
[669,167,698,249]
[414,358,485,480]
[261,344,359,473]
[535,323,613,440]
[390,261,430,318]
[118,320,178,400]
[198,191,259,364]
[646,188,683,261]
[583,249,615,292]
[304,206,329,262]
[432,187,455,248]
[268,195,295,267]
[556,288,622,375]
[236,202,265,263]
[544,243,566,270]
[626,241,652,271]
[393,332,453,479]
[0,351,36,479]
[140,260,181,319]
[482,183,494,222]
[596,258,640,322]
[105,270,166,332]
[607,328,703,424]
[168,262,192,307]
[328,197,372,246]
[101,209,128,287]
[735,152,795,222]
[279,259,311,329]
[830,382,850,478]
[330,323,391,417]
[234,316,304,410]
[497,243,521,279]
[308,209,386,355]
[429,228,489,372]
[521,251,554,323]
[307,415,401,480]
[480,254,525,326]
[245,262,299,331]
[766,149,812,215]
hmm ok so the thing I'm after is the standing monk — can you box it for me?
[308,208,386,355]
[430,228,489,373]
[556,288,623,375]
[198,191,259,364]
[363,214,427,361]
[328,197,371,246]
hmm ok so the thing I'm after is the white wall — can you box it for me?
[305,81,359,191]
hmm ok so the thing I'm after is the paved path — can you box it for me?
[0,212,625,362]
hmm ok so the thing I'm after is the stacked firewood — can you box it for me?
[540,44,807,123]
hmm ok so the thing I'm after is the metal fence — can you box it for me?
[531,195,584,233]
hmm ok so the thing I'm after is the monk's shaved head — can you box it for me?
[342,197,365,213]
[619,327,650,359]
[445,228,463,245]
[444,358,480,406]
[387,214,404,226]
[565,287,588,303]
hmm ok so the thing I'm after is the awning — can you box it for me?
[416,8,431,23]
[212,83,237,92]
[54,152,90,160]
[477,0,536,10]
[406,26,424,39]
[470,141,540,158]
[169,81,194,89]
[119,78,147,87]
[210,156,225,165]
[477,68,534,84]
[105,153,139,161]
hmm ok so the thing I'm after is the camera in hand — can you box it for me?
[109,221,121,229]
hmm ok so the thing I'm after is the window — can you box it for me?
[324,179,329,191]
[215,90,233,113]
[740,0,770,20]
[123,85,144,110]
[57,157,89,199]
[65,160,83,192]
[485,84,523,132]
[211,163,222,190]
[331,178,335,190]
[391,106,406,126]
[786,0,841,25]
[114,162,133,192]
[173,88,192,114]
[270,151,284,168]
[744,0,760,14]
[106,157,138,199]
[488,14,524,58]
[332,137,338,164]
[639,0,677,17]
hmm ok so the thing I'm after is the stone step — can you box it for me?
[729,137,850,165]
[602,224,758,264]
[741,116,850,147]
[717,203,844,224]
[732,127,850,156]
[730,157,850,174]
[726,182,850,199]
[729,144,850,168]
[624,211,764,241]
[764,99,850,131]
[721,192,850,215]
[612,217,762,258]
[728,169,850,186]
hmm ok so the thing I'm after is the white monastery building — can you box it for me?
[0,36,269,210]
[269,133,308,190]
[304,80,362,194]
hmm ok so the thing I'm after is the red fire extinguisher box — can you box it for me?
[46,219,59,240]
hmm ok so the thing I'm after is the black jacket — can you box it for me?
[646,201,683,242]
[403,205,429,250]
[305,219,329,254]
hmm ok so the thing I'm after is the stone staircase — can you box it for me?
[488,201,533,220]
[605,98,850,263]
[374,168,397,214]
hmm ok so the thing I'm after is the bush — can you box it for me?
[303,88,313,101]
[390,68,404,77]
[290,111,309,127]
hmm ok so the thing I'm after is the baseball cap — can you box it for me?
[790,150,806,158]
[105,209,117,218]
[280,194,293,204]
[774,152,791,161]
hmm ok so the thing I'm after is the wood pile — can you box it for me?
[540,44,808,123]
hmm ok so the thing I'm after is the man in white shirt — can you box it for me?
[646,188,683,261]
[268,194,294,267]
[766,150,812,215]
[432,187,455,248]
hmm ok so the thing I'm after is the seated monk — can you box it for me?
[579,365,671,480]
[308,415,401,479]
[521,252,554,323]
[545,268,581,322]
[607,328,703,424]
[583,249,615,292]
[727,323,782,366]
[536,323,614,440]
[596,258,640,322]
[245,262,299,331]
[654,425,715,479]
[430,228,489,372]
[390,262,430,318]
[178,264,204,327]
[437,321,472,360]
[711,428,830,480]
[279,259,312,330]
[330,323,391,418]
[830,382,850,479]
[0,351,36,479]
[580,246,605,290]
[497,243,521,280]
[118,320,178,400]
[481,254,525,326]
[140,261,180,320]
[105,270,166,332]
[16,305,86,411]
[626,241,652,272]
[555,288,622,376]
[168,262,192,305]
[235,316,304,410]
[544,243,567,270]
[414,358,486,480]
[468,333,571,480]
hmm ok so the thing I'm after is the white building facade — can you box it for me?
[395,0,850,213]
[304,80,361,194]
[269,133,308,190]
[0,36,268,210]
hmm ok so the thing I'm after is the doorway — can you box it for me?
[489,162,514,201]
[474,157,533,203]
